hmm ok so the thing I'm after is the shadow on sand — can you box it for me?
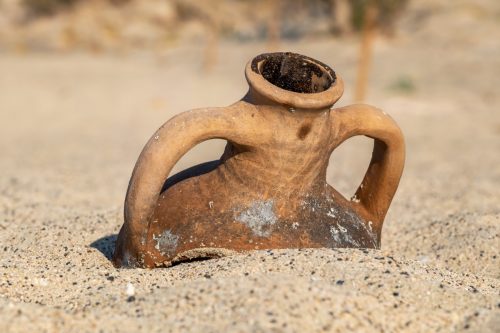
[90,234,117,261]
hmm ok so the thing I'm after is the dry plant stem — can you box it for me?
[203,21,219,72]
[332,0,352,35]
[113,52,405,268]
[265,0,282,51]
[354,2,378,102]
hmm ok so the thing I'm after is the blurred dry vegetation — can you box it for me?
[0,0,409,53]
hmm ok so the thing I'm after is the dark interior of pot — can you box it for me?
[251,52,336,94]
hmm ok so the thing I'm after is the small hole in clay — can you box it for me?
[170,256,216,267]
[169,248,236,267]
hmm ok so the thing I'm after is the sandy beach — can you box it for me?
[1,1,499,331]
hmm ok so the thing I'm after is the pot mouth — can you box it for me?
[245,52,344,110]
[252,52,336,93]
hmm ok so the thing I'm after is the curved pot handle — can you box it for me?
[115,103,256,266]
[330,104,405,233]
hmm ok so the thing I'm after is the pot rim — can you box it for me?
[245,52,344,110]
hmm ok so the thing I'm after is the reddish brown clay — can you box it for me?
[113,52,405,268]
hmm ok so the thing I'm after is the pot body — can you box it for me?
[144,105,378,266]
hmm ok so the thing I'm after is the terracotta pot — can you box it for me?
[113,52,405,268]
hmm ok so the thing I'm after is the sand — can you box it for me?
[1,3,500,331]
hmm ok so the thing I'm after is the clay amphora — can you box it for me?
[113,52,405,268]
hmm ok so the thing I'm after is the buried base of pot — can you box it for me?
[113,186,380,268]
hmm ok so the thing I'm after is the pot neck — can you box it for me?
[242,89,330,120]
[244,52,344,111]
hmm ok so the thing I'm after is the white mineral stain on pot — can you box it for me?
[122,251,133,267]
[337,222,347,233]
[235,199,278,237]
[330,224,361,247]
[330,226,339,235]
[152,230,179,256]
[327,207,336,218]
[330,225,341,244]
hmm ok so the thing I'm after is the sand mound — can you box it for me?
[1,248,498,332]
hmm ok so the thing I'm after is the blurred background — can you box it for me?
[1,3,499,330]
[0,0,408,53]
[0,0,499,219]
